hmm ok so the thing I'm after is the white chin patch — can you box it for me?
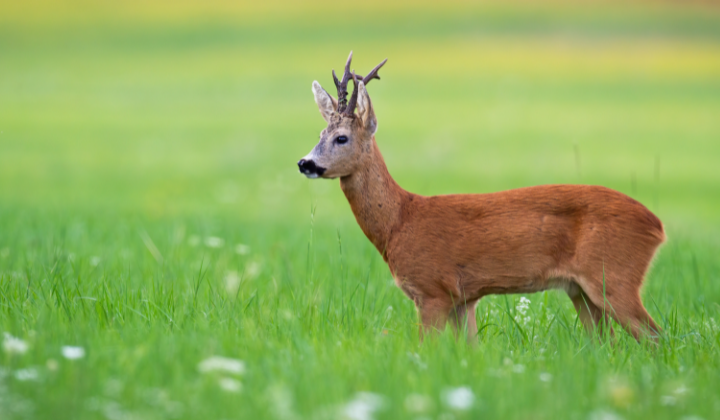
[304,173,319,179]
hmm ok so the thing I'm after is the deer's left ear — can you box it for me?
[312,81,337,123]
[357,82,377,135]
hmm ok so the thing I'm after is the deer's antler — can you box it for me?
[357,58,388,85]
[332,51,354,114]
[332,52,387,116]
[345,72,359,117]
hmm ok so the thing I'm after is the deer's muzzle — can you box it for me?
[298,159,326,178]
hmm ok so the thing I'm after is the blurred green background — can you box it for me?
[2,1,720,419]
[2,0,719,225]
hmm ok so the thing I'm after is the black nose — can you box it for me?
[298,158,317,172]
[297,159,326,176]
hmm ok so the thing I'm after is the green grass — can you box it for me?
[1,1,720,419]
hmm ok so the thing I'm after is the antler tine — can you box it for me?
[360,58,388,85]
[343,72,359,117]
[332,69,340,90]
[342,51,353,85]
[334,51,354,112]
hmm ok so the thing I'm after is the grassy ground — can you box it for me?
[1,1,720,419]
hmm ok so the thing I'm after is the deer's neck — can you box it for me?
[340,139,409,259]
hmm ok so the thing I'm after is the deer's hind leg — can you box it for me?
[603,289,660,342]
[574,271,660,342]
[566,282,614,336]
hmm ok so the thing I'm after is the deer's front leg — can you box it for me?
[451,299,480,342]
[416,298,453,341]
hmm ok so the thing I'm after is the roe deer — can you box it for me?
[298,52,665,342]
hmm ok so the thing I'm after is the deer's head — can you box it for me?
[298,52,387,179]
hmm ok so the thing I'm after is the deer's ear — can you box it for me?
[312,81,337,123]
[357,82,377,135]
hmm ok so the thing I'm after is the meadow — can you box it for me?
[1,1,720,419]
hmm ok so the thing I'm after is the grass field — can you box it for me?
[1,1,720,419]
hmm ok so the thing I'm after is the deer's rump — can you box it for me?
[387,184,665,300]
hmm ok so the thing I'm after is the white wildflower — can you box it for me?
[516,297,531,314]
[513,297,533,326]
[235,244,250,255]
[3,332,29,355]
[539,372,553,382]
[104,379,124,397]
[407,352,427,370]
[218,377,242,393]
[98,400,128,420]
[15,368,39,381]
[343,392,386,420]
[442,387,475,411]
[588,409,624,420]
[62,346,86,360]
[90,256,101,266]
[224,271,242,295]
[245,261,261,279]
[660,395,677,406]
[707,317,718,332]
[404,393,433,413]
[674,384,690,395]
[198,356,245,375]
[268,384,297,420]
[205,236,224,248]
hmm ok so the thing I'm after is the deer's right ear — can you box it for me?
[312,81,337,123]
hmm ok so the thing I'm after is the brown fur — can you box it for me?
[305,80,665,342]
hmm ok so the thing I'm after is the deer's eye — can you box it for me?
[335,135,348,145]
